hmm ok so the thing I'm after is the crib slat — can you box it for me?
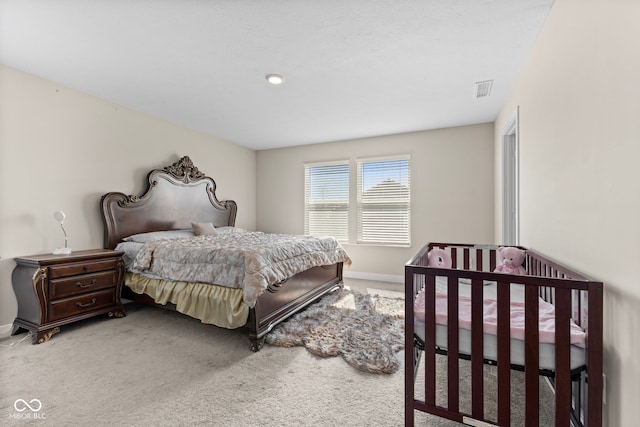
[424,274,437,405]
[496,281,511,426]
[404,268,416,427]
[447,278,460,412]
[524,285,540,426]
[470,278,484,419]
[451,247,458,269]
[587,282,604,426]
[555,288,571,427]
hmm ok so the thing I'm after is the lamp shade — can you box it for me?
[53,210,66,224]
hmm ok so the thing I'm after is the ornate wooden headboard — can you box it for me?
[100,156,237,249]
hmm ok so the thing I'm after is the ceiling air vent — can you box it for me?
[474,80,493,98]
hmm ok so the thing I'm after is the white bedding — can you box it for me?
[414,277,586,371]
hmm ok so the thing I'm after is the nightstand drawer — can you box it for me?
[50,271,117,300]
[49,290,116,322]
[49,259,119,279]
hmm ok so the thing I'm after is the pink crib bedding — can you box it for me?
[414,290,586,348]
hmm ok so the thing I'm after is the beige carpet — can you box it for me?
[1,299,410,426]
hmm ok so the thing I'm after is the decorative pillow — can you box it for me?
[122,229,195,243]
[191,222,218,236]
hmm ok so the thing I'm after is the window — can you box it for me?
[304,156,410,246]
[304,161,349,241]
[357,156,411,246]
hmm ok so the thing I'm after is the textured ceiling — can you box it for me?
[0,0,553,150]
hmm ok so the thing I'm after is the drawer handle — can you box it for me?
[83,266,91,271]
[76,279,97,288]
[75,298,97,308]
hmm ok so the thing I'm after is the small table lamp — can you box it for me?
[52,210,72,255]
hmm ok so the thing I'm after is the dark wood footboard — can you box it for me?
[248,263,344,351]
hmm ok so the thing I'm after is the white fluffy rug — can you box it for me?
[265,287,405,374]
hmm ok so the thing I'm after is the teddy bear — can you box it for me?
[493,246,527,275]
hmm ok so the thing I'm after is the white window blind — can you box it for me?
[356,156,410,246]
[304,161,349,241]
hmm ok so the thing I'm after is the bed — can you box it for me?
[100,156,350,351]
[405,243,603,427]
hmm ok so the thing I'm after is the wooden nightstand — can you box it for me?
[11,249,126,344]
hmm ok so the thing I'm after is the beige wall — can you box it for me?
[257,124,495,282]
[0,65,256,335]
[494,0,640,425]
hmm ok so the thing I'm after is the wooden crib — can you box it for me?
[404,243,603,426]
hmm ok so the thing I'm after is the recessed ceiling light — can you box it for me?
[266,73,285,85]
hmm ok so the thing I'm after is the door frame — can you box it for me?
[502,106,520,245]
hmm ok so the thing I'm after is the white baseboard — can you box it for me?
[343,271,403,284]
[0,323,13,339]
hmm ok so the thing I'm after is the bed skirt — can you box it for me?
[125,272,249,329]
